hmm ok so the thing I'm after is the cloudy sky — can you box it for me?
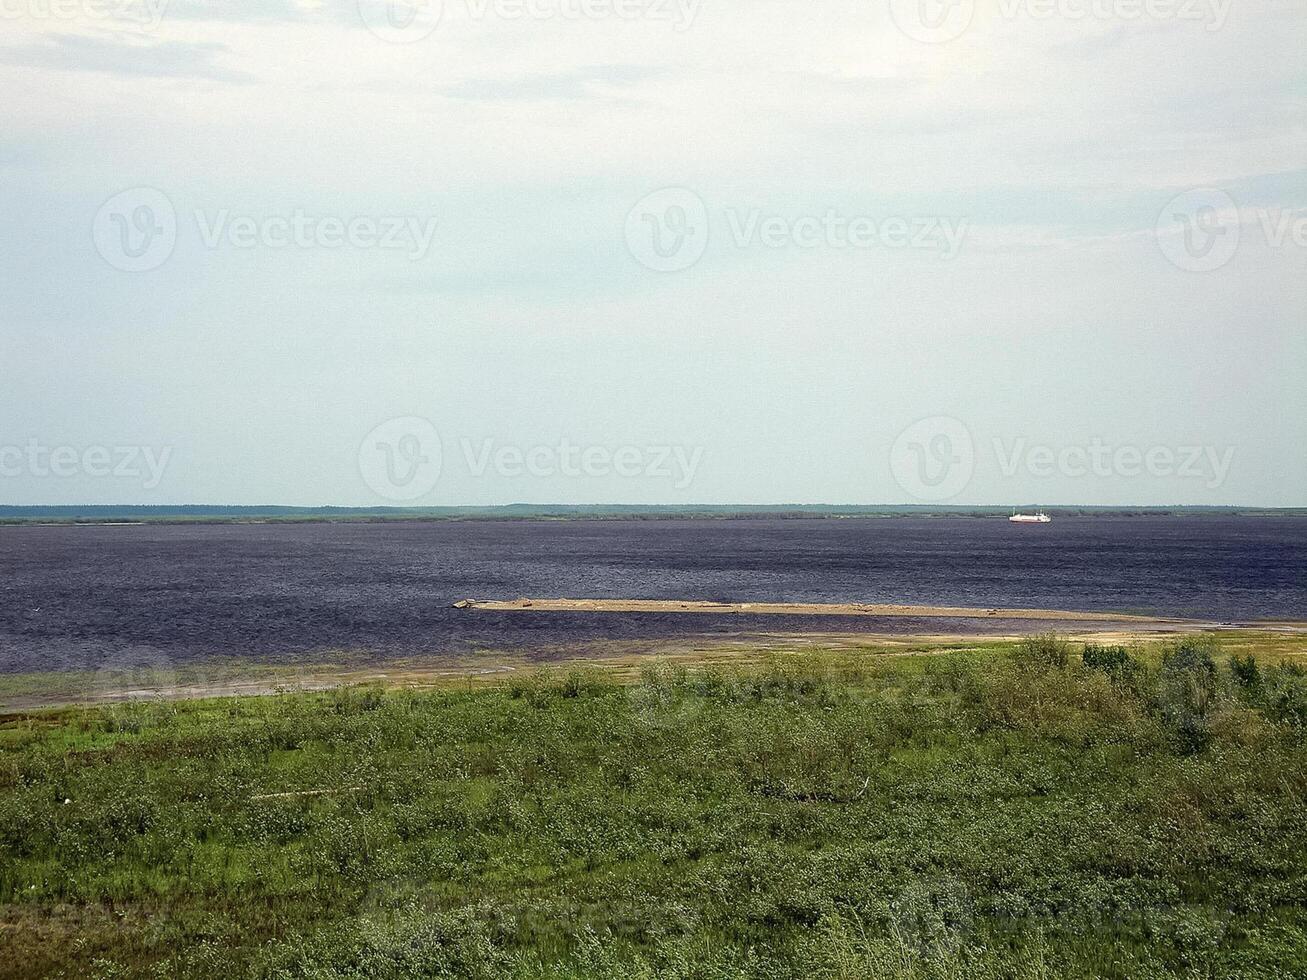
[1,0,1303,506]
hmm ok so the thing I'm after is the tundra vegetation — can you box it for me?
[1,636,1305,978]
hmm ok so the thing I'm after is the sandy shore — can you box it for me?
[455,597,1190,624]
[8,626,1306,712]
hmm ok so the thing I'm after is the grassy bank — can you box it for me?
[2,637,1305,978]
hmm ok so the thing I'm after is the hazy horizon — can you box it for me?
[2,501,1303,513]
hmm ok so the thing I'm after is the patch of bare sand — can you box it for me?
[456,597,1190,623]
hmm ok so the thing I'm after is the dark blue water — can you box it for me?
[0,517,1302,672]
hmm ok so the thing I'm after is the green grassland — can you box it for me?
[2,637,1306,978]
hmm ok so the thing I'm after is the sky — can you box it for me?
[1,0,1304,507]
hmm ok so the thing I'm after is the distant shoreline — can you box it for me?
[2,504,1304,526]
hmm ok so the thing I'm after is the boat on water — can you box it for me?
[1009,510,1052,524]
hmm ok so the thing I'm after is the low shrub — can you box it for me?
[1228,654,1260,691]
[1082,644,1130,672]
[1012,634,1069,671]
[1157,638,1223,754]
[1082,643,1144,693]
[1259,662,1307,734]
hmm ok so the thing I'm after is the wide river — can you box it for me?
[0,517,1303,672]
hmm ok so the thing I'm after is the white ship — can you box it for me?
[1009,509,1051,524]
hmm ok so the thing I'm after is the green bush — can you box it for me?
[1163,637,1219,677]
[1228,654,1260,691]
[1157,638,1222,754]
[1082,644,1144,693]
[1012,633,1069,671]
[1082,644,1130,672]
[254,905,511,979]
[1259,662,1307,734]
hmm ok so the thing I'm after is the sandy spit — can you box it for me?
[455,597,1191,624]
